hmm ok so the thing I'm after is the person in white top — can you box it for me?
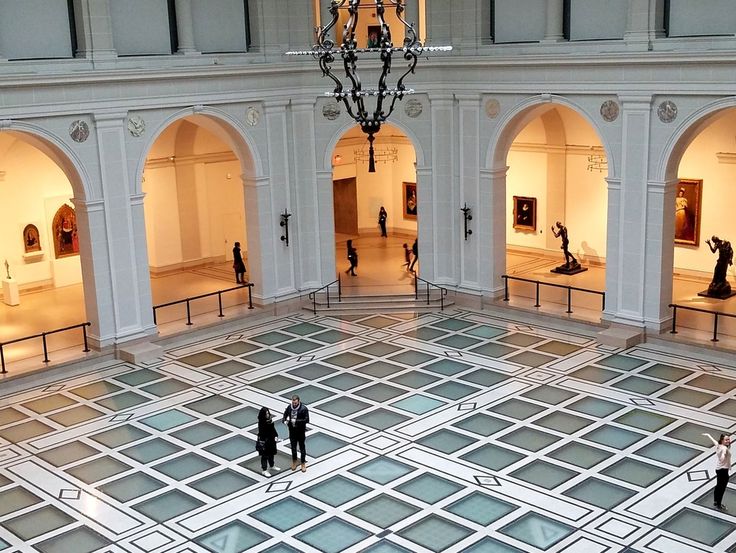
[703,432,732,511]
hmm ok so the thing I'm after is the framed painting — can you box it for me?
[22,224,41,253]
[367,25,380,48]
[403,182,417,220]
[674,178,702,246]
[52,203,80,259]
[513,196,536,231]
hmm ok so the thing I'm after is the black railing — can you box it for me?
[308,276,341,315]
[501,275,605,314]
[669,303,736,342]
[152,283,254,326]
[0,322,91,374]
[413,275,448,310]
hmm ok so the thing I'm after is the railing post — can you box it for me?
[426,283,430,305]
[186,300,193,325]
[82,324,90,353]
[327,284,331,308]
[338,275,342,302]
[670,305,678,334]
[534,282,540,307]
[42,333,50,363]
[712,313,720,342]
[441,289,445,311]
[152,307,158,325]
[566,287,573,314]
[247,284,254,309]
[312,293,317,315]
[503,276,509,301]
[217,292,225,317]
[601,293,605,311]
[414,275,418,299]
[0,344,6,374]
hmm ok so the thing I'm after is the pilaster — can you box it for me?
[542,0,565,43]
[174,0,200,55]
[481,166,509,296]
[72,0,117,61]
[457,93,481,290]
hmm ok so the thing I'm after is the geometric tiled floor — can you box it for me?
[0,308,735,552]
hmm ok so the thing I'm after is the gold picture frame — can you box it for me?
[403,182,417,220]
[674,178,702,246]
[513,196,536,231]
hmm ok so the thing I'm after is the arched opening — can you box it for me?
[142,115,253,326]
[331,123,418,293]
[502,103,609,319]
[0,130,88,365]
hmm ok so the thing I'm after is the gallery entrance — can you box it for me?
[331,124,418,295]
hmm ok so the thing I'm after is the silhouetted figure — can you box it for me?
[346,239,358,276]
[550,222,586,275]
[378,206,388,237]
[233,241,246,284]
[408,239,418,272]
[704,236,733,298]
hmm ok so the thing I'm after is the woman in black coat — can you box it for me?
[345,239,358,276]
[257,407,280,477]
[233,241,246,284]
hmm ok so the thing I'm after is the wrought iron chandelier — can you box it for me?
[354,144,398,165]
[586,147,608,173]
[287,0,451,172]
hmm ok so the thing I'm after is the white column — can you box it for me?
[316,169,337,283]
[624,0,664,50]
[481,166,509,298]
[243,175,272,303]
[72,0,117,61]
[543,0,565,42]
[457,93,481,292]
[174,0,199,55]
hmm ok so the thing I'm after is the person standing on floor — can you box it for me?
[257,407,280,477]
[378,206,388,237]
[408,238,418,272]
[232,241,246,284]
[283,395,309,472]
[703,432,732,511]
[345,239,358,276]
[402,243,411,268]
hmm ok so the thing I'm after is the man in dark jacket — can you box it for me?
[283,395,309,472]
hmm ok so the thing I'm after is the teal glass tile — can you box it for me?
[436,334,481,349]
[509,460,578,489]
[391,394,446,415]
[507,351,555,368]
[356,361,405,378]
[354,383,407,402]
[403,327,445,341]
[177,351,225,367]
[302,475,371,507]
[37,441,99,467]
[203,360,254,377]
[48,405,104,427]
[547,442,613,469]
[0,475,10,488]
[171,422,229,445]
[349,457,416,485]
[390,370,441,388]
[635,439,700,466]
[453,413,513,437]
[132,490,204,523]
[22,394,76,414]
[432,318,475,331]
[0,487,42,517]
[252,497,325,531]
[602,458,670,487]
[95,391,149,411]
[499,512,574,550]
[282,322,325,336]
[660,387,718,408]
[352,408,409,431]
[570,365,621,384]
[534,412,593,434]
[640,363,692,382]
[251,375,301,393]
[323,352,371,368]
[0,407,26,426]
[120,438,182,463]
[397,473,464,504]
[445,491,517,526]
[68,381,122,399]
[662,508,736,546]
[361,316,399,329]
[584,425,645,450]
[2,505,74,541]
[388,351,436,366]
[261,544,303,553]
[112,368,163,386]
[141,378,191,397]
[426,381,479,400]
[242,349,289,365]
[460,444,524,471]
[347,493,421,528]
[320,396,372,417]
[533,340,581,356]
[185,395,239,415]
[98,473,165,502]
[614,409,675,432]
[464,325,507,339]
[361,540,414,553]
[278,339,322,354]
[34,526,112,553]
[422,358,473,376]
[417,429,475,454]
[0,420,54,443]
[215,406,260,429]
[204,435,254,461]
[154,453,217,480]
[711,399,736,417]
[567,396,624,418]
[522,385,577,405]
[612,376,668,395]
[470,342,517,358]
[213,340,260,356]
[296,517,371,553]
[321,373,371,391]
[288,363,336,380]
[688,374,736,393]
[498,333,544,347]
[238,451,292,476]
[195,520,269,553]
[490,398,546,420]
[357,343,403,357]
[459,369,508,387]
[397,514,473,552]
[499,428,559,452]
[67,456,132,484]
[312,329,355,343]
[190,469,255,499]
[463,537,526,553]
[251,331,292,345]
[666,422,724,446]
[280,384,332,405]
[307,433,348,457]
[563,477,636,509]
[598,354,647,371]
[140,409,196,431]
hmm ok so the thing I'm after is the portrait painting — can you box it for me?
[367,25,380,48]
[674,178,702,246]
[23,224,41,253]
[52,204,79,259]
[403,182,417,220]
[513,196,536,231]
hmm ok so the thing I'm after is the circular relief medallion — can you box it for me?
[245,107,260,126]
[322,102,341,121]
[657,100,677,123]
[600,100,619,122]
[404,98,423,118]
[69,120,89,143]
[127,115,146,137]
[485,99,500,119]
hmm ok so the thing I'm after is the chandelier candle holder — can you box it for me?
[287,0,451,172]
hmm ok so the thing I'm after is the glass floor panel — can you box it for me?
[189,468,256,499]
[280,384,333,405]
[509,460,578,490]
[662,508,736,546]
[688,374,736,393]
[499,427,559,452]
[387,351,436,367]
[666,421,722,446]
[321,373,371,391]
[569,366,621,384]
[711,399,736,417]
[195,520,269,553]
[445,491,518,526]
[34,526,112,553]
[507,351,555,368]
[634,439,700,466]
[120,438,182,463]
[533,341,581,356]
[354,383,407,403]
[184,395,240,415]
[306,432,348,458]
[533,411,593,434]
[0,407,26,426]
[356,361,406,379]
[499,512,574,550]
[37,441,99,467]
[403,327,446,341]
[153,453,217,480]
[241,349,289,366]
[66,456,132,484]
[547,442,614,469]
[360,316,400,329]
[302,475,372,507]
[0,420,54,443]
[140,409,196,432]
[490,398,546,420]
[390,394,446,415]
[281,322,325,336]
[95,391,150,411]
[295,517,371,553]
[640,363,693,382]
[463,325,507,339]
[278,339,323,354]
[389,370,441,388]
[563,477,637,509]
[463,536,526,553]
[352,408,410,431]
[436,335,482,349]
[112,368,163,386]
[459,368,509,387]
[68,381,122,400]
[422,359,473,376]
[360,540,414,553]
[598,354,647,371]
[203,360,255,377]
[470,343,518,358]
[498,333,544,347]
[452,413,513,437]
[425,381,479,401]
[521,385,577,405]
[250,375,301,393]
[2,505,74,541]
[98,472,165,502]
[347,493,421,528]
[583,425,645,450]
[140,378,191,397]
[567,396,624,418]
[204,435,254,461]
[132,489,204,523]
[177,351,224,367]
[660,387,718,408]
[431,318,475,331]
[215,406,260,429]
[287,362,337,380]
[356,342,403,357]
[460,444,525,471]
[601,458,671,487]
[397,514,473,553]
[213,340,261,356]
[311,329,355,343]
[614,409,676,432]
[319,396,372,417]
[323,352,371,368]
[0,487,42,518]
[22,394,76,414]
[251,331,293,345]
[396,473,464,504]
[349,457,416,485]
[611,376,669,395]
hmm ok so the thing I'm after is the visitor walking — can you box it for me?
[283,395,309,472]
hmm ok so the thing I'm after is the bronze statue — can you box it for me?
[550,221,586,275]
[704,236,733,298]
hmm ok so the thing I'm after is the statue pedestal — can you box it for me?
[697,289,736,300]
[2,278,19,306]
[551,264,588,276]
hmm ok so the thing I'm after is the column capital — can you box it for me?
[93,111,127,125]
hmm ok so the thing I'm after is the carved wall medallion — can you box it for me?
[600,100,619,122]
[657,100,678,123]
[69,120,89,143]
[485,99,500,119]
[127,115,146,137]
[322,102,341,120]
[404,98,423,118]
[245,107,260,126]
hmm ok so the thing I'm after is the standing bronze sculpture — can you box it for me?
[699,236,735,299]
[551,221,586,275]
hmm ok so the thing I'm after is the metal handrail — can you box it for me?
[413,274,448,310]
[308,275,341,315]
[152,283,254,326]
[0,322,91,374]
[501,274,605,314]
[669,303,736,343]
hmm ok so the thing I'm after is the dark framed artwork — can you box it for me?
[513,196,537,231]
[403,182,417,220]
[367,25,380,48]
[22,224,41,253]
[674,178,702,246]
[52,203,79,259]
